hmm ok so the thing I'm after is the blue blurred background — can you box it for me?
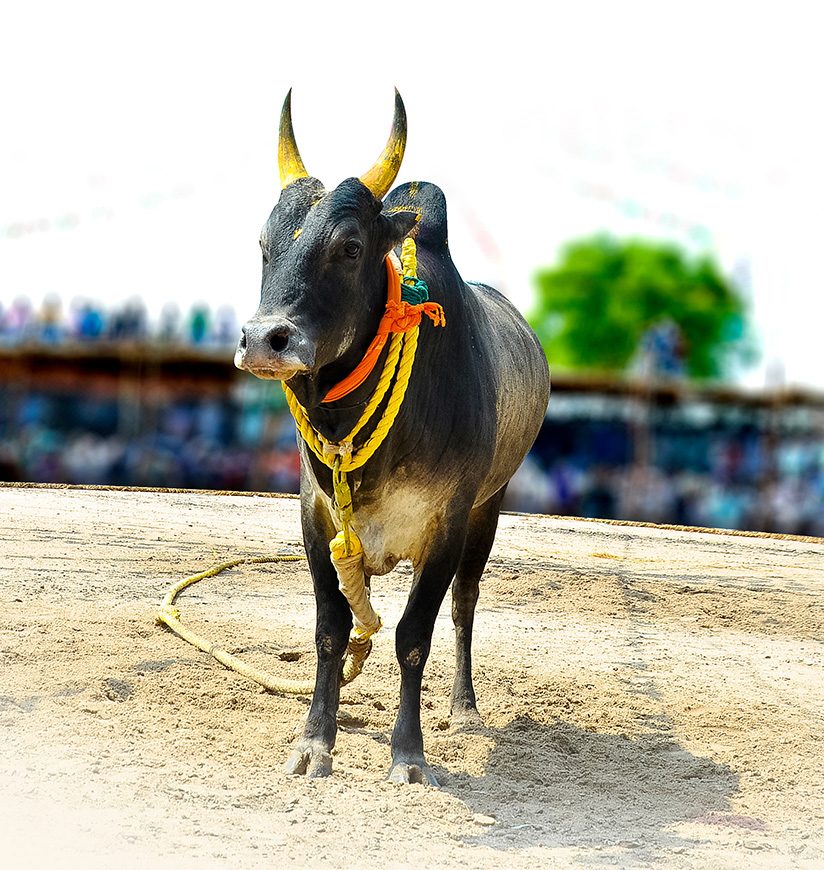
[1,302,821,536]
[1,2,822,536]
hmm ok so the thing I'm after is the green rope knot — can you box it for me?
[401,277,430,305]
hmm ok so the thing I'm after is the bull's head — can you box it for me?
[235,90,419,407]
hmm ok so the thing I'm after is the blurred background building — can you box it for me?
[0,305,821,536]
[1,3,823,537]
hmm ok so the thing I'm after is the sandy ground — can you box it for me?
[1,486,823,868]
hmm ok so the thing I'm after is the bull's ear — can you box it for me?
[381,209,420,250]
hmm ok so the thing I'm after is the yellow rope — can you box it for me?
[401,237,417,277]
[347,331,404,443]
[156,554,374,694]
[281,238,429,477]
[282,327,418,474]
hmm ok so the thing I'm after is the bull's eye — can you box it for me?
[344,240,362,259]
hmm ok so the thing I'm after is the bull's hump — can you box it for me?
[384,182,449,255]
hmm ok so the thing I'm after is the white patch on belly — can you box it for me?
[308,464,444,576]
[353,484,442,575]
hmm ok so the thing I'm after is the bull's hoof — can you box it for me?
[450,706,484,732]
[283,743,333,778]
[388,760,439,787]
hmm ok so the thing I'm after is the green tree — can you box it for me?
[529,236,754,379]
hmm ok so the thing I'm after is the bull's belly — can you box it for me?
[315,479,444,576]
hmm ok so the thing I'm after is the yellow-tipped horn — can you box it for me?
[359,89,407,200]
[278,89,309,190]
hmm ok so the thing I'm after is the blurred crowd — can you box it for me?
[1,384,822,537]
[1,297,821,536]
[0,390,300,494]
[506,413,824,536]
[506,453,824,536]
[0,294,238,347]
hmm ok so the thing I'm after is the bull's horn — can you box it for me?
[359,88,407,200]
[278,89,309,189]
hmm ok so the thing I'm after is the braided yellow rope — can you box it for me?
[348,331,405,442]
[282,238,427,475]
[157,554,371,694]
[401,237,417,278]
[281,387,326,465]
[157,555,315,694]
[351,329,419,468]
[282,327,419,474]
[281,328,408,471]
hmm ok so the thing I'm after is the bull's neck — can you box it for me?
[285,268,390,442]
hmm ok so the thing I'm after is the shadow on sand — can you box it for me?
[439,712,737,857]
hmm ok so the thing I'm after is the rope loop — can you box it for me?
[156,554,321,696]
[157,553,380,696]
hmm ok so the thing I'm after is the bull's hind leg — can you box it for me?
[450,485,507,729]
[284,491,352,778]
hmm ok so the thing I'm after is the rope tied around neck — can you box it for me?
[320,240,444,404]
[282,238,445,480]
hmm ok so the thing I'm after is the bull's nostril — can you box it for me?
[268,330,290,354]
[239,330,247,350]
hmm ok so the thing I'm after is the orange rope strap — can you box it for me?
[321,257,445,403]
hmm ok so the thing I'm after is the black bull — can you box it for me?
[235,92,550,785]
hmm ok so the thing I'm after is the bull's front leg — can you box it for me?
[284,491,352,778]
[389,527,467,786]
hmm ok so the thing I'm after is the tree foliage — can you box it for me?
[529,236,754,379]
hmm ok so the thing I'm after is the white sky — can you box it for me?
[1,0,822,388]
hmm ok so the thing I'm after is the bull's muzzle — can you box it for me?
[234,317,314,380]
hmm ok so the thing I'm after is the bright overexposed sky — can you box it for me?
[1,1,822,387]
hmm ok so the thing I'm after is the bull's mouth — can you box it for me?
[245,367,300,381]
[233,348,307,381]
